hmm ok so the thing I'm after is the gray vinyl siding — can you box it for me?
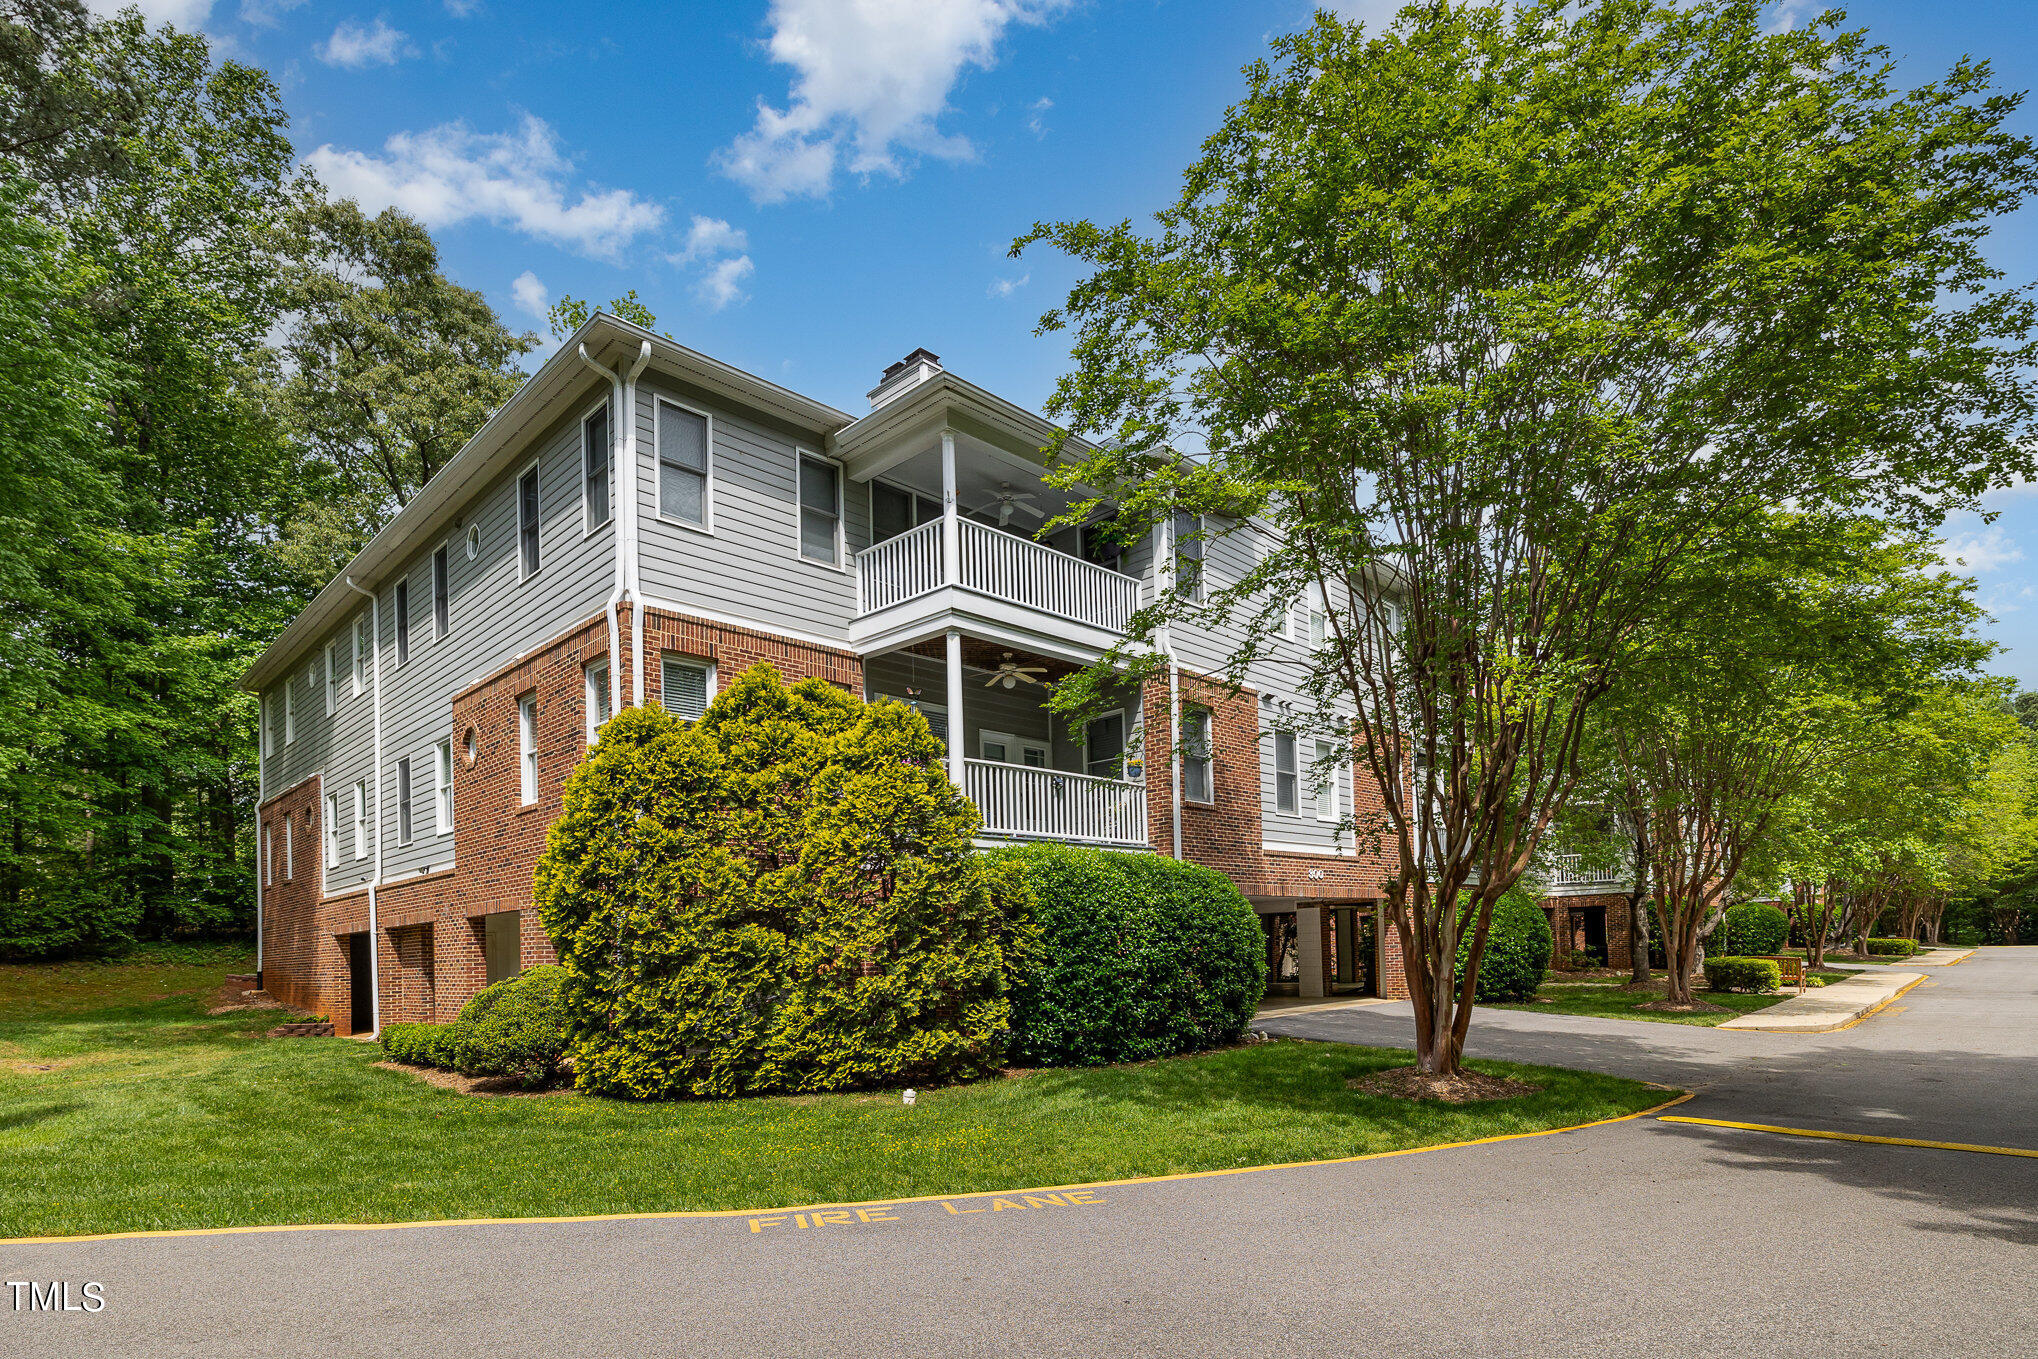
[375,386,618,885]
[635,373,866,641]
[258,614,377,894]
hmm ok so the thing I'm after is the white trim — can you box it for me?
[351,779,367,861]
[282,815,292,882]
[283,678,296,745]
[433,738,453,836]
[579,395,614,537]
[1082,706,1130,780]
[430,539,453,642]
[351,613,367,697]
[1314,737,1341,823]
[634,595,846,653]
[1181,705,1214,804]
[392,575,411,669]
[262,822,272,887]
[517,692,538,804]
[1273,727,1299,816]
[978,728,1049,768]
[323,641,338,716]
[515,455,543,583]
[794,447,847,570]
[584,656,612,743]
[1262,840,1359,859]
[656,653,716,721]
[325,790,340,869]
[396,755,414,847]
[652,393,715,534]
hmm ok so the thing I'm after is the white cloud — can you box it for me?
[665,215,753,310]
[444,0,481,15]
[1024,96,1051,138]
[698,256,756,311]
[317,18,416,70]
[304,115,666,260]
[988,271,1028,298]
[1937,527,2026,575]
[510,270,548,320]
[86,0,214,27]
[239,0,305,26]
[718,0,1068,203]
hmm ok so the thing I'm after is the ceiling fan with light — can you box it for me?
[983,652,1048,689]
[969,483,1046,527]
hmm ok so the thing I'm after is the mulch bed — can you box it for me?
[373,1060,573,1098]
[1347,1066,1540,1103]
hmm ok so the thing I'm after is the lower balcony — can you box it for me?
[966,759,1148,849]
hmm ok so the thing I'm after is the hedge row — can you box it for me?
[1703,956,1782,992]
[376,964,570,1087]
[1866,936,1920,957]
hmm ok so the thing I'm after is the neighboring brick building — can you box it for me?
[243,318,1443,1032]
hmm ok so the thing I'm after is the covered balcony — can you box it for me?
[865,639,1149,851]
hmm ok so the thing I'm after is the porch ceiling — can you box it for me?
[899,636,1086,684]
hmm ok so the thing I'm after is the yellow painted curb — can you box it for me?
[1661,1115,2038,1159]
[0,1090,1695,1248]
[1732,974,1925,1035]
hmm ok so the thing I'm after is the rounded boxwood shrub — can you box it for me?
[1704,955,1782,992]
[454,964,569,1086]
[1721,902,1789,957]
[992,844,1265,1066]
[1454,886,1553,1003]
[1866,936,1920,957]
[379,1021,460,1070]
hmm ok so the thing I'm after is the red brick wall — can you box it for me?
[1539,892,1634,969]
[256,775,374,1029]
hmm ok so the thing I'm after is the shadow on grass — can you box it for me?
[0,1102,82,1131]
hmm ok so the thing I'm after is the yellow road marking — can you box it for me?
[1661,1116,2038,1159]
[1815,975,1925,1033]
[1,1090,1695,1248]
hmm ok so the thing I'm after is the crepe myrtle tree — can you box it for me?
[1015,1,2037,1074]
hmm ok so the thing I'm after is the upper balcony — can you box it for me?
[1545,852,1633,897]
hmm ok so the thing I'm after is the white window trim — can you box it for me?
[516,456,543,584]
[396,756,413,848]
[283,816,293,882]
[434,739,453,836]
[657,654,717,721]
[262,696,274,758]
[1083,707,1132,780]
[653,394,715,535]
[1314,738,1342,823]
[262,823,272,887]
[351,614,367,698]
[1273,728,1299,816]
[978,729,1050,768]
[325,792,340,869]
[580,396,614,538]
[794,448,846,570]
[518,693,538,805]
[1174,511,1206,603]
[283,680,296,745]
[393,576,411,670]
[351,780,367,861]
[431,540,453,641]
[585,657,611,745]
[1182,707,1215,804]
[324,642,338,716]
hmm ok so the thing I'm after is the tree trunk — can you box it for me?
[1628,894,1651,985]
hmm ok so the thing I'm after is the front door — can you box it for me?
[347,932,374,1035]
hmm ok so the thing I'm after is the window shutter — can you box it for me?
[662,658,708,721]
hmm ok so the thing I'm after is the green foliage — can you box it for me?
[379,1022,460,1070]
[453,965,569,1086]
[1455,888,1552,1003]
[538,665,1019,1100]
[1865,937,1920,957]
[1704,957,1783,992]
[1720,903,1790,957]
[990,844,1265,1066]
[547,291,662,342]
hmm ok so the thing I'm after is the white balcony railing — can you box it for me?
[853,518,1140,635]
[1550,852,1629,888]
[965,759,1148,848]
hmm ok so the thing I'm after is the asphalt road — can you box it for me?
[5,951,2034,1359]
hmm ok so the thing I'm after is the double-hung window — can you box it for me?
[658,400,710,527]
[434,739,453,834]
[324,643,337,715]
[262,824,272,887]
[351,614,368,696]
[351,780,367,860]
[660,656,710,722]
[582,402,611,531]
[1314,739,1341,822]
[1182,708,1214,803]
[1174,511,1204,602]
[432,545,450,639]
[283,817,293,882]
[262,696,275,758]
[518,464,542,578]
[585,658,611,744]
[325,793,340,868]
[394,578,410,667]
[283,679,296,745]
[798,454,841,564]
[518,694,538,805]
[1274,730,1299,815]
[396,756,413,847]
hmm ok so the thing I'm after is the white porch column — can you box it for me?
[939,428,960,587]
[1296,905,1326,999]
[944,627,967,790]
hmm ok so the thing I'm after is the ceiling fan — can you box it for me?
[983,652,1048,689]
[970,483,1046,527]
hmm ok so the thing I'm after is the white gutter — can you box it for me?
[343,577,383,1039]
[622,341,651,706]
[254,709,264,988]
[1158,519,1183,860]
[578,344,628,718]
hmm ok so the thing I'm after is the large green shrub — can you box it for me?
[380,1021,460,1069]
[455,964,570,1086]
[536,664,1020,1099]
[1866,936,1920,957]
[1704,956,1782,992]
[1720,902,1790,957]
[992,844,1265,1066]
[1454,887,1553,1003]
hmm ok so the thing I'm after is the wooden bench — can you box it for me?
[1762,955,1807,995]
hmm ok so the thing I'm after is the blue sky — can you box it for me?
[103,0,2038,688]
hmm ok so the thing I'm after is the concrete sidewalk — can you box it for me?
[1912,947,1976,966]
[1716,969,1925,1033]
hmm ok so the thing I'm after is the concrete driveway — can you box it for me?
[5,951,2033,1358]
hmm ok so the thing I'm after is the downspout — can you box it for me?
[255,699,265,990]
[622,341,651,706]
[577,343,628,717]
[342,576,382,1040]
[1159,518,1183,860]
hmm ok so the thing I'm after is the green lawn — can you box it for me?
[0,950,1670,1240]
[1492,972,1853,1026]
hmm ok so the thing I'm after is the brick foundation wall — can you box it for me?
[1539,892,1634,969]
[256,775,373,1030]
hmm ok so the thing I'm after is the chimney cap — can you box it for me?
[880,348,942,382]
